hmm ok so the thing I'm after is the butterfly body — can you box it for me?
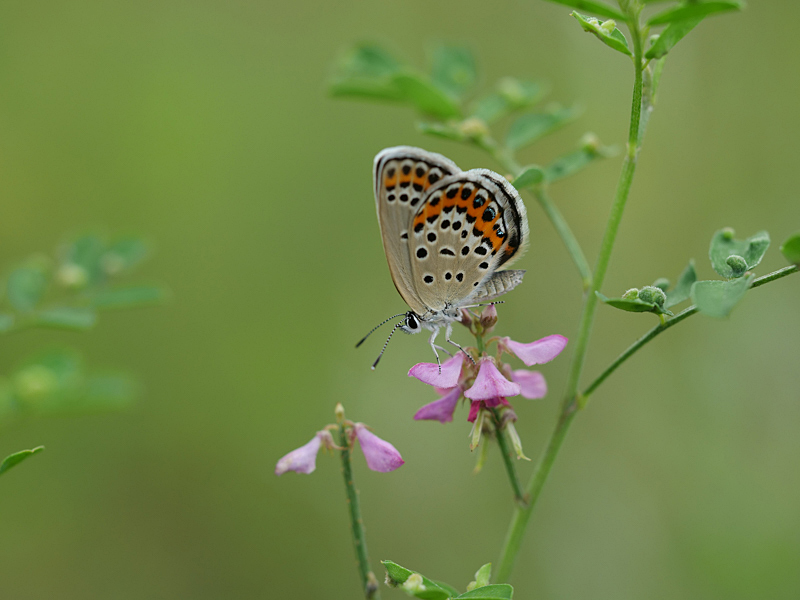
[364,146,529,367]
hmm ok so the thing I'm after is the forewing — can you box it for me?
[373,146,460,314]
[408,170,529,311]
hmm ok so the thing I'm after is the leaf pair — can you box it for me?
[384,560,513,600]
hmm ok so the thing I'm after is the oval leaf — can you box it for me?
[33,307,97,330]
[392,72,462,119]
[571,12,632,56]
[665,260,697,308]
[456,584,514,599]
[383,561,455,600]
[0,446,44,477]
[505,105,580,151]
[709,229,770,278]
[691,275,754,318]
[470,79,546,123]
[545,137,616,183]
[780,232,800,265]
[647,1,744,26]
[512,166,545,189]
[543,0,626,20]
[6,266,48,312]
[431,45,477,99]
[645,17,703,59]
[596,292,673,316]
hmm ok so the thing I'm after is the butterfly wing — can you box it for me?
[407,169,529,311]
[373,146,460,314]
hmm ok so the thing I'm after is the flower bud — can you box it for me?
[726,254,747,277]
[580,132,601,154]
[56,263,89,289]
[459,117,489,140]
[403,574,426,594]
[599,19,617,35]
[637,285,666,307]
[498,77,526,104]
[479,303,498,330]
[722,227,735,241]
[334,402,345,423]
[459,308,474,328]
[507,423,531,461]
[622,288,639,300]
[653,278,670,292]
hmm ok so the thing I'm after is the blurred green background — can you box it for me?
[1,0,799,598]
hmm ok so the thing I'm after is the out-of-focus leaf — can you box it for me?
[33,307,97,330]
[691,275,754,318]
[596,292,673,316]
[392,72,462,118]
[645,17,703,59]
[337,43,401,79]
[780,232,800,265]
[89,285,168,309]
[470,79,546,123]
[418,121,467,142]
[0,446,44,477]
[544,135,616,182]
[571,12,632,56]
[505,105,580,151]
[512,166,545,189]
[665,260,697,308]
[63,234,105,285]
[543,0,626,20]
[647,1,744,26]
[102,238,149,275]
[383,560,456,600]
[709,228,770,278]
[455,584,514,599]
[0,313,15,333]
[431,45,477,99]
[329,44,404,101]
[6,265,48,312]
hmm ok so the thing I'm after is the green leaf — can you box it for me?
[33,307,97,330]
[335,43,401,79]
[543,0,626,20]
[0,313,15,333]
[512,166,545,189]
[0,446,44,477]
[473,564,492,588]
[544,135,616,183]
[418,121,467,142]
[392,72,462,118]
[456,584,514,599]
[691,275,754,318]
[470,79,546,123]
[63,234,105,284]
[6,265,48,312]
[329,78,406,102]
[571,12,632,56]
[709,228,770,278]
[89,285,168,309]
[431,45,477,99]
[596,292,674,316]
[382,560,455,600]
[645,17,703,59]
[102,238,149,275]
[665,260,697,308]
[647,1,744,26]
[505,105,580,151]
[780,232,800,265]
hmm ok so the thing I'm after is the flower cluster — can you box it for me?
[409,306,568,455]
[275,405,404,475]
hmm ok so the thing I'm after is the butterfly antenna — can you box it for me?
[356,313,407,348]
[371,321,403,370]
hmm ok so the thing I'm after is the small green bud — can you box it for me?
[402,573,426,594]
[722,227,735,241]
[334,403,345,423]
[637,285,666,307]
[622,288,639,300]
[56,263,89,289]
[653,278,670,293]
[579,132,601,154]
[498,77,525,105]
[726,254,747,277]
[458,117,489,139]
[599,19,617,35]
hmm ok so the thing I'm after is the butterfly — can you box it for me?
[357,146,529,369]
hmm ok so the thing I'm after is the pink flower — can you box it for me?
[467,397,510,422]
[511,369,547,399]
[413,387,462,423]
[464,358,520,401]
[275,431,328,475]
[501,334,568,366]
[354,424,405,472]
[408,353,464,388]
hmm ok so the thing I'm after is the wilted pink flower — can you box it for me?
[501,334,568,366]
[408,353,464,388]
[464,358,520,401]
[413,387,462,423]
[511,369,547,399]
[275,431,330,475]
[354,424,405,472]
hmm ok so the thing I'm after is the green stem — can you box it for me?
[495,16,647,583]
[491,408,528,508]
[583,264,799,398]
[338,423,381,599]
[533,186,593,290]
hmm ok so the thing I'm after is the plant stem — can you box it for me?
[495,15,647,583]
[583,264,799,398]
[533,186,593,290]
[338,423,381,599]
[491,408,528,507]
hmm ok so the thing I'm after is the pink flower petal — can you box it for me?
[502,335,568,366]
[275,433,322,475]
[408,354,463,388]
[413,387,462,423]
[355,424,405,472]
[464,359,521,401]
[467,400,482,423]
[512,370,547,399]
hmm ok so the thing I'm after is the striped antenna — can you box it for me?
[355,313,407,348]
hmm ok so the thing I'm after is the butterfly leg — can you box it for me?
[445,323,476,365]
[428,327,444,373]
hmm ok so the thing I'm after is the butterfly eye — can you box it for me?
[406,313,420,330]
